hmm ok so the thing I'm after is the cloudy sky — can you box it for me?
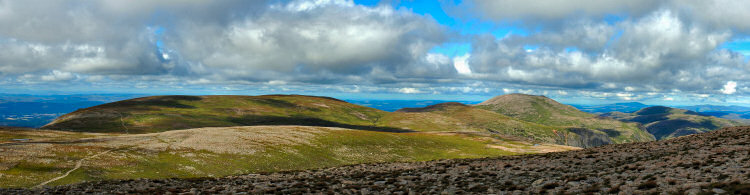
[0,0,749,105]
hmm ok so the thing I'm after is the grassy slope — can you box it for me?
[40,94,656,147]
[0,126,576,188]
[609,106,742,140]
[43,95,390,133]
[384,103,560,143]
[476,94,655,144]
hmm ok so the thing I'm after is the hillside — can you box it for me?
[0,126,576,188]
[475,94,654,145]
[42,95,391,133]
[390,102,588,147]
[604,106,741,140]
[8,126,750,194]
[40,94,654,148]
[391,103,557,140]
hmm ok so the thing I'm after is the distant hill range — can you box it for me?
[602,106,742,140]
[42,94,656,148]
[571,102,650,113]
[677,105,750,121]
[573,102,750,123]
[0,94,144,127]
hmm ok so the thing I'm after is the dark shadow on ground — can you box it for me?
[229,115,415,133]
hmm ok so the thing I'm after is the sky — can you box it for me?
[1,0,750,106]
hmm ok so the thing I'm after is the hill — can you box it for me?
[8,126,749,194]
[0,126,576,188]
[605,106,741,140]
[390,102,561,144]
[42,95,392,133]
[40,94,654,148]
[475,94,654,145]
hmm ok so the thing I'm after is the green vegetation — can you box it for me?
[41,94,656,147]
[7,94,679,188]
[0,126,570,188]
[387,102,560,143]
[475,94,655,145]
[43,95,389,133]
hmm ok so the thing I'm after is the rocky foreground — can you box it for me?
[4,127,750,194]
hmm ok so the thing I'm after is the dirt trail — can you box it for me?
[34,149,116,188]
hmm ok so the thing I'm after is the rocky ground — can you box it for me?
[3,126,750,194]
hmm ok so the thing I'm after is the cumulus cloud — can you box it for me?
[0,0,749,101]
[467,0,750,33]
[0,0,455,87]
[452,54,472,74]
[465,9,744,95]
[168,0,449,84]
[40,71,76,82]
[721,81,738,94]
[398,88,423,94]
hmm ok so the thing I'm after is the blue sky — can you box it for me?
[1,0,750,106]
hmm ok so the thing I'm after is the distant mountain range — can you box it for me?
[570,102,650,113]
[601,106,741,140]
[0,94,145,127]
[676,105,750,120]
[572,102,750,122]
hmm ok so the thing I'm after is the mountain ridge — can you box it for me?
[604,106,741,139]
[475,93,654,146]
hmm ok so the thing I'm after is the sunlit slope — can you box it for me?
[0,126,577,188]
[476,94,655,145]
[606,106,741,139]
[385,102,560,142]
[42,95,391,133]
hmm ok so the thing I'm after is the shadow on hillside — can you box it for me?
[97,95,202,111]
[646,119,719,139]
[563,128,614,148]
[0,137,112,147]
[249,98,322,112]
[228,115,414,133]
[598,129,622,137]
[628,114,668,124]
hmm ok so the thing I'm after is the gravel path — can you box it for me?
[4,127,750,194]
[33,148,117,188]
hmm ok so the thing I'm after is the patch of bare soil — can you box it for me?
[4,126,750,194]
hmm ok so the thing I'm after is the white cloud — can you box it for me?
[0,0,749,99]
[40,70,75,81]
[453,54,472,74]
[398,87,422,94]
[721,81,738,94]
